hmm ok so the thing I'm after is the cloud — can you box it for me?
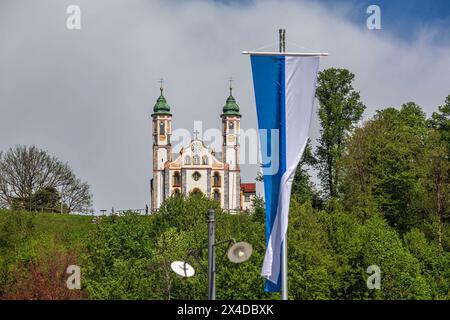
[0,0,449,211]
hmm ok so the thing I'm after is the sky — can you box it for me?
[1,0,449,213]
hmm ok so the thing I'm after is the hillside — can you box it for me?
[0,210,93,299]
[1,194,449,300]
[0,210,93,249]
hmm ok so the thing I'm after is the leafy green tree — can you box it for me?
[82,212,157,299]
[215,210,267,299]
[404,228,450,299]
[318,206,366,299]
[397,102,429,138]
[251,195,265,223]
[359,215,432,299]
[338,123,379,221]
[30,187,61,212]
[426,94,450,247]
[418,131,450,247]
[429,94,450,156]
[10,187,63,213]
[151,227,206,299]
[340,104,429,233]
[288,201,338,299]
[292,140,322,207]
[152,193,217,238]
[315,68,366,199]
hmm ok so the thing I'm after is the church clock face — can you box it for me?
[191,141,201,154]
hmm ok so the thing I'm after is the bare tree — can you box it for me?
[0,145,92,213]
[61,177,92,213]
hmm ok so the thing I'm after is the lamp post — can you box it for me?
[171,208,253,300]
[207,209,216,300]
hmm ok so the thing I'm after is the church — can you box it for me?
[150,82,256,212]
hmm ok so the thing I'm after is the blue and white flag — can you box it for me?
[249,55,320,292]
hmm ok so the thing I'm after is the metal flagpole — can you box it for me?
[279,28,288,301]
[281,239,288,300]
[207,209,216,300]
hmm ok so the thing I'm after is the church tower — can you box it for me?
[151,81,172,211]
[221,80,241,211]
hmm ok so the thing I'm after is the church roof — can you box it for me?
[240,183,256,193]
[222,84,241,117]
[152,86,171,116]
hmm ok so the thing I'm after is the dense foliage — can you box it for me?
[2,191,448,299]
[82,195,269,300]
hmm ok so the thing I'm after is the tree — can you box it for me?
[291,140,322,207]
[61,178,92,213]
[403,228,450,299]
[251,195,265,223]
[288,201,338,299]
[82,211,158,299]
[358,215,431,299]
[0,145,92,213]
[315,68,366,200]
[29,186,60,212]
[339,102,450,236]
[426,94,450,246]
[340,105,424,232]
[419,131,450,247]
[429,94,450,156]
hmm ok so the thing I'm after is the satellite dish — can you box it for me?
[227,242,253,263]
[171,261,195,278]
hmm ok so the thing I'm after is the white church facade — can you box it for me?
[150,83,256,212]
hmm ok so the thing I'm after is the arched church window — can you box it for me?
[229,121,234,130]
[159,121,165,135]
[185,156,191,165]
[213,172,221,187]
[213,189,220,204]
[191,188,202,196]
[193,155,200,165]
[202,156,208,165]
[173,172,180,186]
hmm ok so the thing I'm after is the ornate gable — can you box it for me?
[169,140,225,170]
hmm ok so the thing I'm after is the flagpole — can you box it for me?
[281,239,288,300]
[279,28,289,301]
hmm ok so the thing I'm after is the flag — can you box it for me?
[249,55,320,292]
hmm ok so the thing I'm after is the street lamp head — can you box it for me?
[171,261,195,278]
[227,241,253,264]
